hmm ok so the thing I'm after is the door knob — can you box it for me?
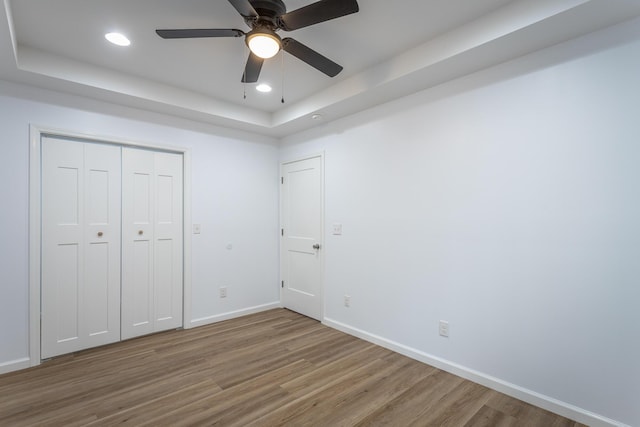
[97,232,103,237]
[313,243,321,250]
[138,230,144,235]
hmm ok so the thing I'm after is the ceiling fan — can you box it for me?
[156,0,360,83]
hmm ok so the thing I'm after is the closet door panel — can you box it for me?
[41,138,121,358]
[84,143,121,341]
[85,169,111,334]
[153,152,183,331]
[42,138,83,358]
[122,149,183,338]
[122,148,155,340]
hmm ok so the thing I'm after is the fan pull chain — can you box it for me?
[281,50,286,104]
[242,45,247,100]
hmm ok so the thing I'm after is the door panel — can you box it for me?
[133,173,152,223]
[84,142,122,342]
[122,148,155,339]
[122,148,183,339]
[55,243,80,343]
[287,250,317,296]
[281,156,323,320]
[156,175,174,223]
[85,241,109,335]
[289,168,320,238]
[153,152,183,331]
[41,137,121,358]
[155,239,174,321]
[56,167,80,225]
[41,138,84,355]
[87,169,109,224]
[132,240,152,326]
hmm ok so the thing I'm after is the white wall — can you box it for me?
[0,84,280,370]
[281,19,640,427]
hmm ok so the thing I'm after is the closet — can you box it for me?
[40,136,183,359]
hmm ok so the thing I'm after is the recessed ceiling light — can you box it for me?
[105,32,131,47]
[256,84,272,93]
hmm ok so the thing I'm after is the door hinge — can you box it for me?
[281,280,284,288]
[281,228,284,236]
[281,177,283,184]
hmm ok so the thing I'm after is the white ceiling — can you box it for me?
[1,0,640,137]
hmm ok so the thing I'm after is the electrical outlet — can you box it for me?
[193,224,201,234]
[344,294,351,307]
[439,320,449,337]
[333,223,343,235]
[219,287,227,298]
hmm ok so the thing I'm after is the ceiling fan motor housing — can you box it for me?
[249,0,286,18]
[246,0,286,30]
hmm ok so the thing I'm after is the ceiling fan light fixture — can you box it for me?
[246,30,281,59]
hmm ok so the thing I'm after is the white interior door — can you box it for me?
[122,148,183,339]
[41,137,121,358]
[281,156,324,320]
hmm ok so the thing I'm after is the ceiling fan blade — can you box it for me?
[156,29,244,39]
[279,0,359,31]
[282,38,343,77]
[228,0,258,17]
[241,52,264,83]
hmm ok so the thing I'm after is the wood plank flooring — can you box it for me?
[0,309,586,426]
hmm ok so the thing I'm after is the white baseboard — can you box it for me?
[189,302,282,328]
[0,357,31,375]
[323,317,627,427]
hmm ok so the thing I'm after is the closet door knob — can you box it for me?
[97,232,103,237]
[138,230,144,235]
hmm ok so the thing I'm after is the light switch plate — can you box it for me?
[439,320,449,337]
[193,224,201,234]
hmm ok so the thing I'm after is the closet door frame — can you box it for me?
[29,125,193,366]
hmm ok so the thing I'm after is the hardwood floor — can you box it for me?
[0,309,586,426]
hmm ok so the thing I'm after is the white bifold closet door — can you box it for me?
[41,137,121,359]
[121,147,183,340]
